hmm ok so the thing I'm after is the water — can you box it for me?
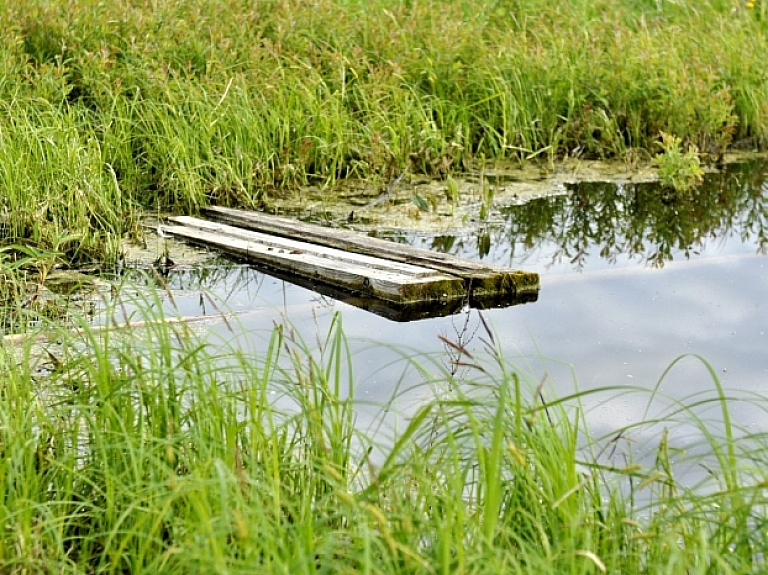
[126,159,768,447]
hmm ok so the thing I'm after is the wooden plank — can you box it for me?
[201,206,540,297]
[169,216,443,276]
[240,259,470,322]
[161,221,467,304]
[262,262,536,321]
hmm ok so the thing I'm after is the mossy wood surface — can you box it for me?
[166,211,540,305]
[240,259,472,322]
[201,206,541,295]
[163,217,467,304]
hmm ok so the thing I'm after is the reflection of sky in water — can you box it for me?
[132,163,768,453]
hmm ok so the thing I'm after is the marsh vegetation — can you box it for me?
[1,0,768,262]
[2,1,768,572]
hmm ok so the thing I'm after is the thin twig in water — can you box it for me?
[477,311,495,346]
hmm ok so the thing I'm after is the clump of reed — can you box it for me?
[0,286,765,572]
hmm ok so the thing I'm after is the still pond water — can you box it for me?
[134,160,768,448]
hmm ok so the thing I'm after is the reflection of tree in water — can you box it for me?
[498,160,768,269]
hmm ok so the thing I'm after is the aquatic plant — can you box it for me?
[652,132,704,193]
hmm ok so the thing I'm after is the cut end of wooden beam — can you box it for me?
[509,270,541,294]
[457,270,540,299]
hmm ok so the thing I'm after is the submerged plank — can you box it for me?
[201,206,540,297]
[162,219,467,304]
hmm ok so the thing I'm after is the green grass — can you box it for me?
[1,0,768,263]
[0,287,766,573]
[2,4,766,567]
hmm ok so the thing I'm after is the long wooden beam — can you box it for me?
[201,206,540,298]
[163,217,467,304]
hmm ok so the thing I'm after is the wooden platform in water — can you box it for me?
[162,207,540,311]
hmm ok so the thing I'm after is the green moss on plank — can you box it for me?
[509,271,541,293]
[395,278,467,303]
[464,271,540,299]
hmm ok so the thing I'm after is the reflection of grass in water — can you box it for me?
[115,257,256,297]
[1,290,766,572]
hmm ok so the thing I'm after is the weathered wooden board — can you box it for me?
[239,259,470,322]
[201,206,540,297]
[162,217,467,304]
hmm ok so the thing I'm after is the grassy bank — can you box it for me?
[1,0,768,263]
[0,292,766,573]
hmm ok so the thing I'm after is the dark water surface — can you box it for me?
[136,160,768,443]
